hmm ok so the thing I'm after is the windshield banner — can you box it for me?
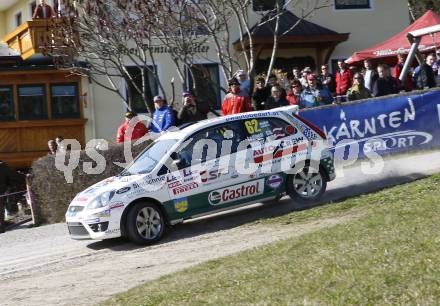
[299,89,440,159]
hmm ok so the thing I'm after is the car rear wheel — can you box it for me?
[126,202,165,245]
[286,167,327,208]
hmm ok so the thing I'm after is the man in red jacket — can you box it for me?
[221,78,251,116]
[116,111,149,143]
[335,60,353,99]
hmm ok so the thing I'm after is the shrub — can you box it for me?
[30,141,152,224]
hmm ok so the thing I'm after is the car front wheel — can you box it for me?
[286,167,327,208]
[126,202,165,245]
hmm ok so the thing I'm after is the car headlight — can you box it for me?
[87,190,115,210]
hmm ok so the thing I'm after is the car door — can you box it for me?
[242,116,301,195]
[165,121,249,217]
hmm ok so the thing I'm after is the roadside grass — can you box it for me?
[102,174,440,306]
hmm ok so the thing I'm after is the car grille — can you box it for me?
[67,222,89,237]
[89,222,109,233]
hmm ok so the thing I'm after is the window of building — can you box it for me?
[253,0,285,11]
[51,83,80,119]
[125,66,159,114]
[30,1,36,17]
[334,0,371,10]
[186,63,221,109]
[15,12,22,27]
[0,86,15,121]
[18,85,48,120]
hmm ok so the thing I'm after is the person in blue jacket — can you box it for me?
[150,95,175,133]
[300,74,333,109]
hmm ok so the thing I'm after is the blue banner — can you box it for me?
[299,89,440,158]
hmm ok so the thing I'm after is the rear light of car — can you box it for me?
[292,114,327,140]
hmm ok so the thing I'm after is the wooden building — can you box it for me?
[0,19,85,169]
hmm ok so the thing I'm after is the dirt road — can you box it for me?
[1,150,439,306]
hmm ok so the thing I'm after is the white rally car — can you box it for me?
[66,106,335,245]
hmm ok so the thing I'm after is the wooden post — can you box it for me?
[26,173,38,225]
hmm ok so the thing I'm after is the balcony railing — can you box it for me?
[2,19,75,60]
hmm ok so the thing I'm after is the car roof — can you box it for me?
[159,105,299,141]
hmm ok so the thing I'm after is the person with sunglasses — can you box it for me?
[347,73,371,102]
[317,64,335,94]
[265,85,289,110]
[286,80,302,106]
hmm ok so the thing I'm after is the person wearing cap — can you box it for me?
[300,67,312,88]
[150,96,175,133]
[221,78,251,116]
[116,111,149,143]
[300,74,333,108]
[236,69,251,97]
[178,91,208,124]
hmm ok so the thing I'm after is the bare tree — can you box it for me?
[155,0,332,87]
[264,0,332,83]
[45,0,331,111]
[45,0,167,113]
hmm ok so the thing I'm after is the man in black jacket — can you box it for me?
[0,161,24,233]
[372,64,399,97]
[416,53,436,89]
[177,91,209,125]
[252,77,270,111]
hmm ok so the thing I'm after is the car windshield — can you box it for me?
[121,139,178,175]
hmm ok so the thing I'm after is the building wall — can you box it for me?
[306,0,410,62]
[245,0,410,66]
[1,0,411,143]
[0,12,5,38]
[89,43,223,142]
[1,0,59,37]
[4,0,29,34]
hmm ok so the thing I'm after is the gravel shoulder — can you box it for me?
[0,150,439,306]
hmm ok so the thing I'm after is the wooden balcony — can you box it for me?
[0,119,87,169]
[2,19,74,60]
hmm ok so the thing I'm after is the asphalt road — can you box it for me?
[0,150,439,306]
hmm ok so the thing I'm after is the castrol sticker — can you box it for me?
[208,179,264,206]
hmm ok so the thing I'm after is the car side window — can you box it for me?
[244,117,294,143]
[175,121,247,169]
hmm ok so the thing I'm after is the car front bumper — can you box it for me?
[66,208,122,240]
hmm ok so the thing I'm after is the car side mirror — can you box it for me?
[157,165,170,176]
[170,152,179,160]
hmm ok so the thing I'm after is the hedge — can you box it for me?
[31,140,152,224]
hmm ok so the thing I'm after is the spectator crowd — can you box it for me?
[114,53,440,143]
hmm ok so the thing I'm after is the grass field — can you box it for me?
[102,174,440,306]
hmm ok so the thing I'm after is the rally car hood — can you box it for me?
[70,174,148,206]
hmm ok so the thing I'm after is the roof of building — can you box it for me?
[250,9,341,38]
[233,10,349,51]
